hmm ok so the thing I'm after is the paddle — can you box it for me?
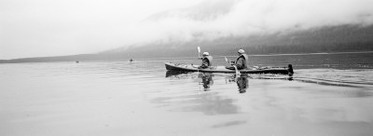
[224,57,229,64]
[195,46,201,73]
[197,46,201,59]
[191,46,202,68]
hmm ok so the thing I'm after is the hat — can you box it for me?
[202,52,209,56]
[238,49,245,54]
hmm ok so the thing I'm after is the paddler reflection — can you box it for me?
[225,74,249,93]
[236,74,249,93]
[199,73,214,91]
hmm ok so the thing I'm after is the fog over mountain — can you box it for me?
[127,0,373,45]
[1,0,373,62]
[102,24,373,58]
[100,0,373,58]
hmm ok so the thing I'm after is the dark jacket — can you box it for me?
[198,56,213,69]
[235,54,249,70]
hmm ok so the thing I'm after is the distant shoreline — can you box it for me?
[246,50,373,57]
[141,50,373,60]
[2,50,372,64]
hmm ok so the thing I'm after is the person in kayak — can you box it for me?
[226,49,249,70]
[198,52,213,69]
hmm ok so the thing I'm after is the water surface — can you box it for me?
[1,53,373,136]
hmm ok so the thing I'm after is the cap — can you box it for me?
[202,52,209,56]
[238,49,245,54]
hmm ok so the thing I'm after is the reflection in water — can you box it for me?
[166,70,371,93]
[166,71,249,93]
[165,70,190,77]
[236,74,249,93]
[2,58,373,136]
[199,73,214,91]
[150,91,240,115]
[225,74,250,93]
[161,71,240,115]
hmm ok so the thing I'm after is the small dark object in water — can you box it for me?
[129,58,133,62]
[76,61,79,63]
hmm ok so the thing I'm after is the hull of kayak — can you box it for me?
[165,62,293,75]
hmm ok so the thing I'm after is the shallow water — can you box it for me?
[1,53,373,136]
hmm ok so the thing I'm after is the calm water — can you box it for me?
[1,53,373,136]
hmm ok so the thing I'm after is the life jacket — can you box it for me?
[235,54,249,69]
[204,56,213,66]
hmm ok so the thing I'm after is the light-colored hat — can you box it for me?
[203,52,209,56]
[238,49,245,54]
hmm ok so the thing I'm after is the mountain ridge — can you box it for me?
[1,24,372,63]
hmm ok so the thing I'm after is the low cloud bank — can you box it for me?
[125,0,373,45]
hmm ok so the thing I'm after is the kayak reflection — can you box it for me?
[225,74,250,93]
[199,73,214,91]
[166,71,251,93]
[165,70,190,77]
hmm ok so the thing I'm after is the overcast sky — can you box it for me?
[1,0,373,59]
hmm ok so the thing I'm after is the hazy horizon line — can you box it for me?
[2,50,372,62]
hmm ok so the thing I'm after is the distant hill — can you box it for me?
[1,24,373,63]
[101,24,373,58]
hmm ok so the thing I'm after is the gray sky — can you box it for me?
[1,0,373,59]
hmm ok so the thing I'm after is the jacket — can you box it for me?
[235,54,249,70]
[199,56,213,69]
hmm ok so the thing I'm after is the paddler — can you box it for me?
[198,52,213,69]
[226,49,249,70]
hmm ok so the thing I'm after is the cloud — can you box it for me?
[127,0,373,45]
[0,0,199,59]
[1,0,373,59]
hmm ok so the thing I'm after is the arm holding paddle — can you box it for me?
[194,46,209,69]
[225,57,240,75]
[233,57,261,69]
[225,57,234,69]
[198,59,209,69]
[224,57,234,65]
[225,57,240,70]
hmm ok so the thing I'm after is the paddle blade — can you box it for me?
[224,57,228,62]
[197,46,201,58]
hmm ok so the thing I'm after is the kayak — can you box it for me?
[165,62,294,75]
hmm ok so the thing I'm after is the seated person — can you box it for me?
[198,52,213,69]
[226,49,249,70]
